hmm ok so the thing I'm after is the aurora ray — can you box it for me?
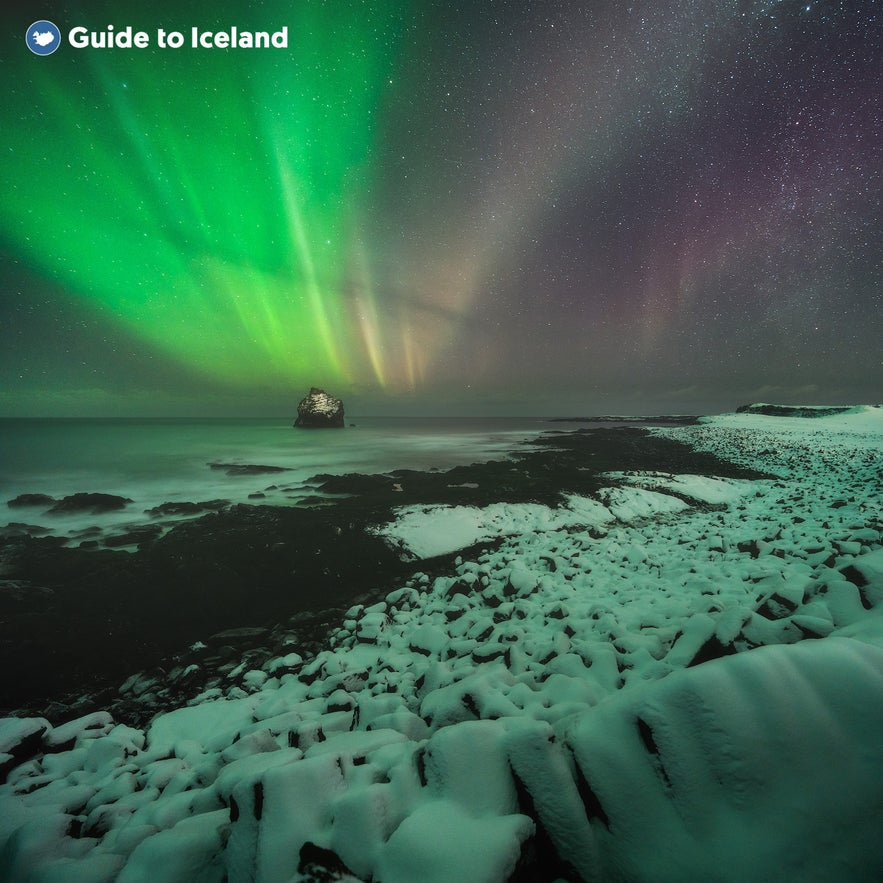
[2,0,414,395]
[0,0,879,416]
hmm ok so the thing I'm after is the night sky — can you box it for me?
[1,1,880,417]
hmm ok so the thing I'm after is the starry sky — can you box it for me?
[1,0,880,417]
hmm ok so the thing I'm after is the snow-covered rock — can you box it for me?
[293,388,345,429]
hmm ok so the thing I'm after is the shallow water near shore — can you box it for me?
[0,423,737,716]
[0,416,576,542]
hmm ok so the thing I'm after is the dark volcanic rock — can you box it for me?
[0,718,49,784]
[298,841,358,881]
[207,626,269,644]
[104,525,163,548]
[294,387,345,429]
[0,427,770,720]
[8,494,56,509]
[208,463,291,476]
[48,493,133,514]
[0,523,52,538]
[0,501,412,715]
[0,580,53,601]
[548,415,699,425]
[145,500,230,517]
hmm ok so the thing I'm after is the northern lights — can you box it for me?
[1,0,880,416]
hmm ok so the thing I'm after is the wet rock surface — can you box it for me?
[209,463,292,476]
[0,429,765,721]
[0,505,410,717]
[144,499,230,517]
[7,494,56,509]
[48,493,134,514]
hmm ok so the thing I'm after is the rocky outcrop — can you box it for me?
[208,463,291,476]
[7,494,55,509]
[294,387,345,429]
[48,493,133,514]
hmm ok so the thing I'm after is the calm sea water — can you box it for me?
[0,417,576,541]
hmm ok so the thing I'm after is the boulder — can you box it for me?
[7,494,55,509]
[294,388,345,429]
[48,493,133,514]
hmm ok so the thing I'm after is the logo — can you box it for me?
[26,20,61,55]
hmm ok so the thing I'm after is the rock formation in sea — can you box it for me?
[293,387,345,429]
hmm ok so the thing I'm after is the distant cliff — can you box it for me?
[735,403,859,418]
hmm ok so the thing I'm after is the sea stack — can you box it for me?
[293,387,345,428]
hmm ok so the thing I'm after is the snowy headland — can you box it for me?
[1,407,882,881]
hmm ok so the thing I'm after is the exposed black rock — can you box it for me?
[298,842,358,881]
[0,719,49,784]
[756,592,798,620]
[687,634,739,667]
[145,500,229,517]
[207,626,269,644]
[8,494,56,509]
[208,463,291,476]
[737,539,761,559]
[294,387,345,429]
[48,493,133,514]
[0,523,52,538]
[0,428,769,721]
[508,762,579,882]
[0,503,412,716]
[103,525,163,548]
[840,563,869,589]
[0,579,54,601]
[548,415,699,425]
[569,748,610,830]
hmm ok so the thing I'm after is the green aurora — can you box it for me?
[2,1,880,416]
[3,1,423,401]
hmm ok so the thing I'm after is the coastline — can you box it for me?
[1,411,881,881]
[0,426,765,719]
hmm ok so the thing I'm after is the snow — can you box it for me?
[564,637,883,881]
[374,496,612,559]
[603,471,753,505]
[595,484,689,521]
[1,408,882,880]
[375,799,533,883]
[118,810,228,882]
[0,718,49,754]
[145,699,258,756]
[669,405,883,477]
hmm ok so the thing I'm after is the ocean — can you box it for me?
[0,416,569,542]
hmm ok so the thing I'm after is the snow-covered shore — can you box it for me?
[1,408,881,881]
